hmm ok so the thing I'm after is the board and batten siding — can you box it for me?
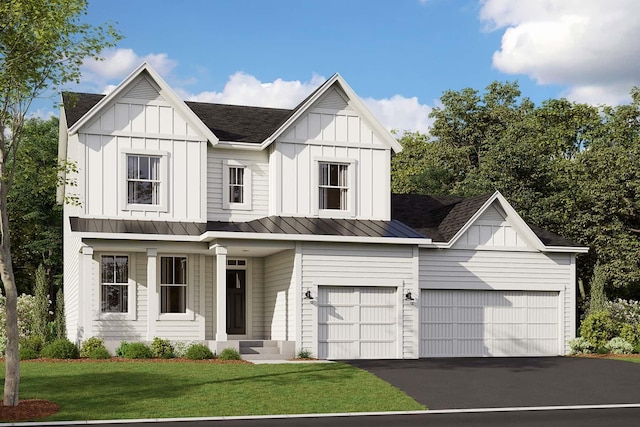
[263,250,295,341]
[251,257,265,339]
[77,76,206,221]
[207,147,270,221]
[300,243,418,358]
[419,249,575,353]
[452,204,531,249]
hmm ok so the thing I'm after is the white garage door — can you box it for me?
[421,290,560,357]
[318,286,398,359]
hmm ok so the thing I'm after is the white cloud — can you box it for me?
[186,72,326,109]
[364,96,432,133]
[81,48,177,89]
[187,73,432,132]
[480,0,640,104]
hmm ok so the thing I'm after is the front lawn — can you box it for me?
[2,361,424,421]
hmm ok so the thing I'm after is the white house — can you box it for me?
[58,63,588,359]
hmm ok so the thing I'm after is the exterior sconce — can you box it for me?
[304,290,313,300]
[405,291,415,301]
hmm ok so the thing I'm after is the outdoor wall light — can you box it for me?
[304,290,313,300]
[405,291,415,301]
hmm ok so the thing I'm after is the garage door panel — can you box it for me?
[318,286,398,359]
[421,290,560,357]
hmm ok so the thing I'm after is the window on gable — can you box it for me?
[101,255,129,313]
[127,154,161,205]
[160,256,187,314]
[319,162,348,210]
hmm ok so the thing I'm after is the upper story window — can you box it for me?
[223,160,252,210]
[160,256,187,314]
[319,162,348,210]
[127,155,160,205]
[121,149,168,212]
[101,255,129,313]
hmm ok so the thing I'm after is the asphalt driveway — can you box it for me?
[347,357,640,409]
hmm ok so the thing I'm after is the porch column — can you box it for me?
[81,246,94,341]
[146,248,158,340]
[214,245,228,341]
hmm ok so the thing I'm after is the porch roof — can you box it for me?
[69,216,425,239]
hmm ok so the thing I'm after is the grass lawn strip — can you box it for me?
[3,361,424,421]
[611,356,640,363]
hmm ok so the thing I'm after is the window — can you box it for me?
[101,255,128,313]
[127,154,161,205]
[228,167,245,204]
[319,162,348,210]
[223,160,252,210]
[160,256,187,314]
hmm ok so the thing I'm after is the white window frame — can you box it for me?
[313,157,356,218]
[98,253,136,321]
[222,160,252,210]
[120,149,169,212]
[158,254,194,321]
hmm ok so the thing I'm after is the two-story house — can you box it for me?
[58,63,587,359]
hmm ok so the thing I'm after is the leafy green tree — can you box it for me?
[8,117,63,296]
[32,264,50,341]
[0,0,120,406]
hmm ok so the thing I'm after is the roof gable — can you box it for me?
[66,63,218,143]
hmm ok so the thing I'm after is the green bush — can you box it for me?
[619,323,639,346]
[568,337,593,355]
[218,347,241,361]
[19,347,40,360]
[115,341,130,357]
[40,338,79,359]
[185,343,214,360]
[580,310,615,350]
[20,336,45,353]
[296,348,313,359]
[81,337,106,357]
[605,337,634,354]
[123,342,153,359]
[86,346,112,359]
[151,337,175,359]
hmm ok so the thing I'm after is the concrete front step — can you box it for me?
[242,353,291,361]
[239,340,278,348]
[240,346,281,355]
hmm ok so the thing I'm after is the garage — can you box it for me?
[420,290,560,357]
[318,286,398,359]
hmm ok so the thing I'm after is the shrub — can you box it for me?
[568,337,593,355]
[20,336,45,354]
[40,338,79,359]
[115,341,130,357]
[619,323,639,347]
[81,337,107,358]
[81,337,111,359]
[173,341,196,358]
[185,343,214,360]
[33,264,51,341]
[296,348,313,359]
[19,347,39,360]
[54,289,66,340]
[123,342,153,359]
[580,310,615,350]
[151,337,175,359]
[86,346,112,359]
[605,337,634,355]
[218,347,241,361]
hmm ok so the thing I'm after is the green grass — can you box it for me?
[612,356,640,363]
[2,361,424,421]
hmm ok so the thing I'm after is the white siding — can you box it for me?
[207,147,269,221]
[263,250,295,340]
[420,249,574,355]
[301,243,417,359]
[252,257,265,339]
[205,256,214,340]
[453,204,530,249]
[271,142,390,219]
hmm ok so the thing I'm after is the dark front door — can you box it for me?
[226,270,246,335]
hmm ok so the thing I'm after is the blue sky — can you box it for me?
[49,0,640,132]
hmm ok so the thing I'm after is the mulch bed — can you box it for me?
[573,353,640,359]
[17,357,251,364]
[0,399,60,421]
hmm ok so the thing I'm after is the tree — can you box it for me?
[32,264,50,341]
[0,0,120,406]
[8,117,63,296]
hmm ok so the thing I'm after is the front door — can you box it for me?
[226,269,246,335]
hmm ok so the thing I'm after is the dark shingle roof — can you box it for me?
[391,193,583,247]
[70,216,425,239]
[61,92,294,143]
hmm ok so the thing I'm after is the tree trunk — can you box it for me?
[0,182,19,406]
